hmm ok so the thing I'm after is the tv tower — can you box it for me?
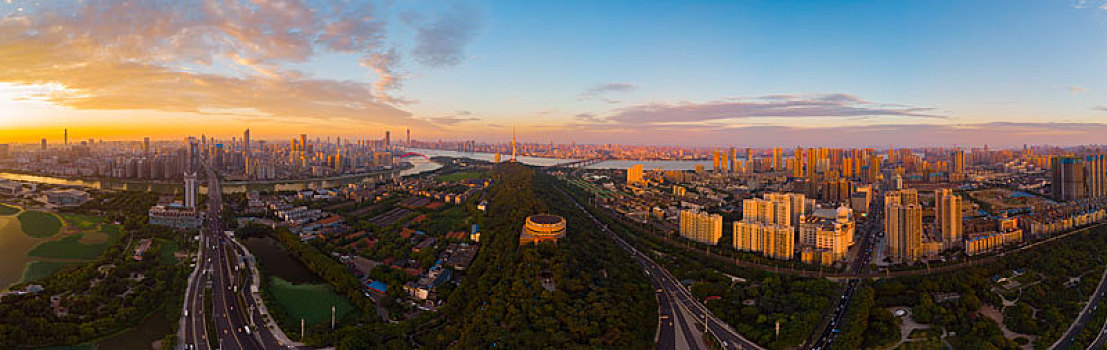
[511,127,517,162]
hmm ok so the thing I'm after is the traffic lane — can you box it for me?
[1054,268,1107,349]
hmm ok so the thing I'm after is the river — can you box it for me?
[0,156,443,195]
[409,147,718,171]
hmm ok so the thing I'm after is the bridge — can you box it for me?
[396,152,430,160]
[549,158,604,169]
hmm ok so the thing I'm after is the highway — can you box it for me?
[556,185,763,350]
[180,163,289,350]
[1051,265,1107,350]
[809,194,883,350]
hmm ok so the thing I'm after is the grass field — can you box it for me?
[60,213,104,231]
[157,239,178,265]
[268,276,354,327]
[436,171,485,182]
[20,260,79,283]
[0,203,19,215]
[27,234,107,260]
[18,210,63,238]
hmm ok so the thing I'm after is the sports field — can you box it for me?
[268,276,354,326]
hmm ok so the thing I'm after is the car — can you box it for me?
[184,310,189,317]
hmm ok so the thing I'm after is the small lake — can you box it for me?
[244,237,321,284]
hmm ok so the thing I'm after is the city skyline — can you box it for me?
[2,0,1107,146]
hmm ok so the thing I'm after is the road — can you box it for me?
[556,185,763,350]
[1052,265,1107,350]
[180,163,290,350]
[809,195,883,349]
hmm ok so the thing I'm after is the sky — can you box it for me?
[1,0,1106,147]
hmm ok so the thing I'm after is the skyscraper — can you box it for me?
[728,148,736,174]
[949,150,965,175]
[935,188,963,249]
[406,129,411,148]
[64,129,68,146]
[243,128,250,156]
[511,127,517,161]
[1051,156,1085,202]
[627,164,644,185]
[746,148,754,173]
[384,131,391,148]
[885,189,922,263]
[772,147,783,171]
[41,138,46,150]
[300,134,308,153]
[1085,155,1106,199]
[143,137,150,155]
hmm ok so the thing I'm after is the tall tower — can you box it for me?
[384,131,391,149]
[243,128,250,156]
[184,137,199,210]
[143,137,150,155]
[406,129,411,149]
[300,134,308,153]
[511,127,517,161]
[64,129,68,146]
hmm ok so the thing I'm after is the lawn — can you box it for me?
[18,210,63,238]
[0,203,19,216]
[157,239,179,265]
[268,276,354,327]
[60,213,104,231]
[436,171,485,183]
[20,260,79,283]
[27,234,107,260]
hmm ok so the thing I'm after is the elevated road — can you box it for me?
[181,163,290,349]
[556,184,762,349]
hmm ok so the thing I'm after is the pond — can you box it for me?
[244,237,321,284]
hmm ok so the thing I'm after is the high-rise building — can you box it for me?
[243,128,250,156]
[886,189,923,263]
[143,137,150,154]
[935,188,963,249]
[0,144,8,158]
[713,150,722,173]
[627,164,644,185]
[300,134,308,153]
[41,138,46,150]
[384,131,391,148]
[728,148,736,174]
[949,150,965,174]
[773,147,783,171]
[406,129,411,148]
[64,129,68,146]
[679,210,723,245]
[1086,155,1106,199]
[183,172,198,209]
[1051,156,1085,202]
[746,148,754,173]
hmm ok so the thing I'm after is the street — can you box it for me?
[557,185,763,350]
[180,162,289,350]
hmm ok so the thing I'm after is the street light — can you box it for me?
[703,296,722,336]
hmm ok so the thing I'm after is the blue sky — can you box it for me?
[2,0,1106,146]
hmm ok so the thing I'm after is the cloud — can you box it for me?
[1068,85,1088,94]
[1093,105,1107,111]
[580,93,945,126]
[579,82,637,103]
[425,111,480,125]
[537,122,1107,147]
[359,46,410,105]
[411,3,483,67]
[0,0,482,129]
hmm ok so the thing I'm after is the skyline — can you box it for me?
[2,0,1107,146]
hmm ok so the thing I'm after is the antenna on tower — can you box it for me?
[511,127,517,162]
